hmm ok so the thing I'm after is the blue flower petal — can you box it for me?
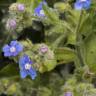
[20,70,27,78]
[10,40,18,46]
[19,55,27,68]
[83,1,91,9]
[34,6,42,16]
[29,68,37,80]
[3,40,23,57]
[34,1,47,17]
[2,45,10,52]
[23,55,30,63]
[74,2,83,10]
[74,0,91,10]
[16,43,23,52]
[19,55,32,69]
[12,51,18,56]
[2,45,11,57]
[19,55,37,80]
[4,51,11,57]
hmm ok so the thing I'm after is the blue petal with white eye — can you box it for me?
[19,55,37,80]
[2,40,23,57]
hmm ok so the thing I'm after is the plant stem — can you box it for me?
[75,10,85,67]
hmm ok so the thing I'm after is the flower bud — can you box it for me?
[39,44,48,53]
[17,4,25,12]
[6,19,16,30]
[64,92,73,96]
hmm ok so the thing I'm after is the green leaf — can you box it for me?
[44,59,57,71]
[39,64,48,73]
[39,58,57,73]
[17,0,42,7]
[43,4,59,24]
[84,33,96,73]
[0,63,19,77]
[17,0,33,3]
[67,32,76,45]
[38,87,52,96]
[54,47,76,64]
[54,2,71,12]
[7,83,18,95]
[75,83,96,96]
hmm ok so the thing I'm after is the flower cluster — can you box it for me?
[4,2,44,80]
[4,1,49,79]
[3,41,37,80]
[74,0,91,10]
[6,3,25,31]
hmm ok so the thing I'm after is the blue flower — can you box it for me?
[3,41,23,57]
[19,55,37,80]
[74,0,91,10]
[34,1,47,17]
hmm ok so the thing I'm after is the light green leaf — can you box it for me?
[54,2,71,12]
[44,59,57,71]
[38,87,52,96]
[43,4,59,24]
[39,59,57,73]
[84,33,96,73]
[7,83,18,95]
[67,32,76,45]
[55,47,76,64]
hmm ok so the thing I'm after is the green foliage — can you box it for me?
[0,63,19,77]
[61,78,96,96]
[0,0,96,96]
[84,33,96,73]
[55,47,76,63]
[54,2,71,13]
[0,72,64,96]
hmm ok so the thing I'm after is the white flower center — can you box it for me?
[40,10,45,15]
[10,47,16,52]
[80,0,86,2]
[25,63,31,70]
